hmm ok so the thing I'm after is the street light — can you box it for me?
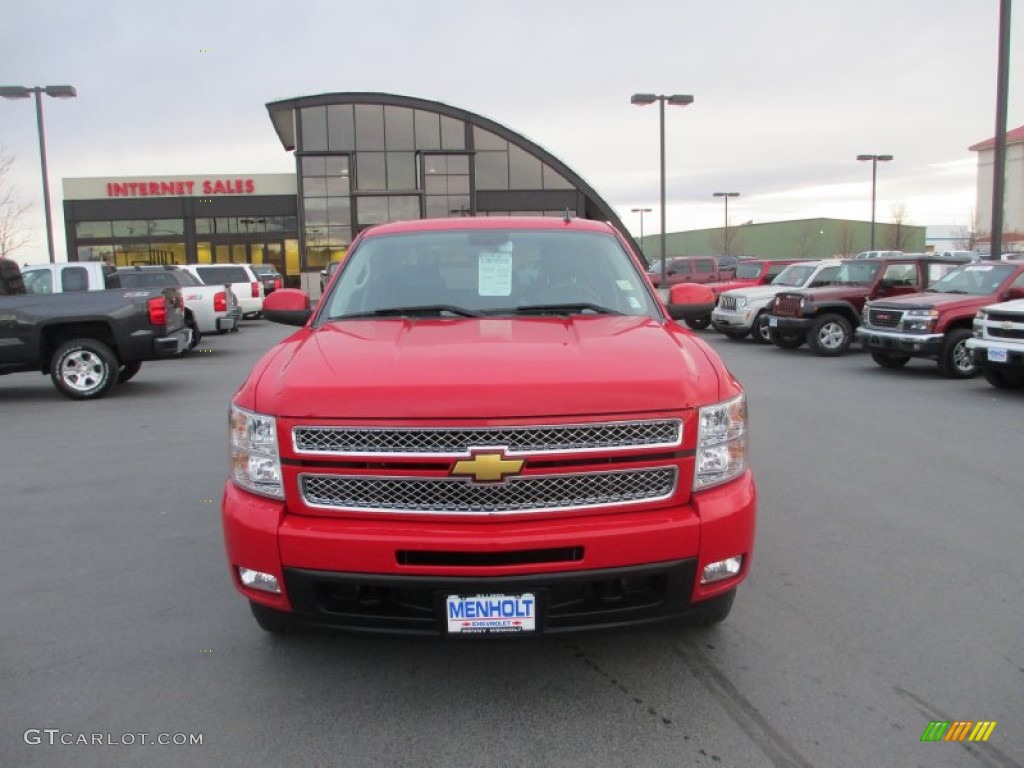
[0,85,77,264]
[631,93,694,289]
[712,192,740,257]
[630,207,652,252]
[856,154,893,250]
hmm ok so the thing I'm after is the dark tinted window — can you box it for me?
[735,262,764,279]
[61,266,90,292]
[195,266,251,284]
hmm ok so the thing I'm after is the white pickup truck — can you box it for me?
[966,291,1024,390]
[711,260,843,342]
[20,263,240,345]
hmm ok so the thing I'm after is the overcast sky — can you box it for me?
[2,0,1021,258]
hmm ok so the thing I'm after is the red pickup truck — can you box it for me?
[222,217,756,637]
[856,261,1024,377]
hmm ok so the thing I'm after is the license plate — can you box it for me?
[445,593,536,635]
[988,348,1008,363]
[768,316,778,327]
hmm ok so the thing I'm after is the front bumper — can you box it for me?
[153,327,191,357]
[766,315,810,334]
[711,307,755,331]
[856,327,944,358]
[222,472,756,635]
[966,339,1024,371]
[217,310,241,332]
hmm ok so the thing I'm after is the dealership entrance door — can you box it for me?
[208,240,286,274]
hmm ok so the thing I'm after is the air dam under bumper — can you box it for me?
[856,327,944,357]
[222,472,756,635]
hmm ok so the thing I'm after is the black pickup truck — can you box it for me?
[0,258,191,399]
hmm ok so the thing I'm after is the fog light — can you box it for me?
[701,556,743,585]
[238,567,281,594]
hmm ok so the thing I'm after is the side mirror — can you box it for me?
[262,288,312,326]
[667,283,716,321]
[1005,286,1024,301]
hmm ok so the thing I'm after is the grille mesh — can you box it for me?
[293,420,682,456]
[773,295,802,317]
[868,308,903,328]
[300,467,677,514]
[719,296,738,311]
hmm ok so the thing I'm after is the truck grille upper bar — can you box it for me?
[868,308,904,327]
[292,420,683,457]
[299,467,678,515]
[718,296,738,311]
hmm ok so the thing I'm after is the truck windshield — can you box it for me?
[322,229,657,320]
[833,262,881,285]
[735,262,763,279]
[926,264,1015,295]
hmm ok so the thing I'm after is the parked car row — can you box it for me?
[695,254,1024,391]
[1,260,277,400]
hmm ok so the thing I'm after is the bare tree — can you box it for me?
[0,146,35,259]
[794,221,820,259]
[951,207,978,250]
[709,223,744,258]
[836,221,856,257]
[886,202,914,251]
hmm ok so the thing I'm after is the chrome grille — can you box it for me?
[299,467,678,515]
[868,308,903,328]
[990,326,1024,340]
[292,420,682,457]
[719,295,738,311]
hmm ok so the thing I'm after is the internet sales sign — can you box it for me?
[105,178,257,197]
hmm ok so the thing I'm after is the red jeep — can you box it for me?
[685,259,801,330]
[857,261,1024,377]
[222,218,756,637]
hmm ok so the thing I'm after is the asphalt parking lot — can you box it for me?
[2,320,1022,768]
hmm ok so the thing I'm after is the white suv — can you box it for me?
[181,263,264,318]
[712,260,843,342]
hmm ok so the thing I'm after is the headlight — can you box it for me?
[973,310,987,337]
[862,304,871,324]
[694,394,748,490]
[230,404,283,499]
[902,309,939,332]
[734,297,748,311]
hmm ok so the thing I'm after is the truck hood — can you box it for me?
[253,316,720,419]
[868,291,992,312]
[724,284,791,302]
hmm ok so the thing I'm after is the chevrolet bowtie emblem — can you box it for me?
[451,451,525,483]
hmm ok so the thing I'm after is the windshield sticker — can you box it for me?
[964,265,993,271]
[626,296,642,309]
[478,252,513,296]
[617,280,633,291]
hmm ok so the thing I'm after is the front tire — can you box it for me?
[870,351,910,369]
[685,315,712,331]
[722,328,749,341]
[808,313,853,356]
[982,368,1024,390]
[752,312,772,344]
[939,329,976,378]
[771,328,804,349]
[50,339,118,400]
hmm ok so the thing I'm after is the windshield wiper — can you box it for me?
[501,303,623,316]
[331,305,483,319]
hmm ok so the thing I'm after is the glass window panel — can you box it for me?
[384,106,415,150]
[327,105,355,151]
[238,217,266,233]
[388,195,421,222]
[301,155,327,176]
[356,152,386,191]
[325,176,350,196]
[425,196,450,218]
[305,227,327,245]
[425,175,447,194]
[195,218,213,235]
[150,219,184,235]
[282,216,298,232]
[326,226,352,246]
[475,151,509,190]
[447,175,470,195]
[75,221,113,239]
[414,110,441,149]
[354,104,386,150]
[304,198,328,226]
[387,152,417,190]
[325,155,350,176]
[423,154,447,175]
[112,220,150,237]
[326,198,352,227]
[447,196,470,216]
[356,197,388,226]
[216,218,236,234]
[447,155,469,174]
[508,144,543,189]
[303,177,328,197]
[543,164,574,190]
[77,244,114,262]
[301,107,328,151]
[473,127,507,151]
[440,116,465,150]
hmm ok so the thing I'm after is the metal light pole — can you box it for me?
[631,93,694,289]
[631,207,652,253]
[712,192,740,257]
[856,154,893,250]
[0,85,77,263]
[989,0,1012,261]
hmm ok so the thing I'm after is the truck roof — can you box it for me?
[361,216,617,236]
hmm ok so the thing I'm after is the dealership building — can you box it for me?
[63,93,632,288]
